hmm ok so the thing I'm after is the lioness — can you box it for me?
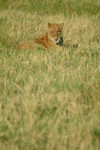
[18,23,64,50]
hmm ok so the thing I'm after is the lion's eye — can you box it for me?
[51,31,54,34]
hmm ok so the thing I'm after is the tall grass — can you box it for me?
[0,0,100,150]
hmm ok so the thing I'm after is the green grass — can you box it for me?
[0,0,100,150]
[0,0,100,16]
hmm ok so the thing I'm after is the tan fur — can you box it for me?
[18,23,63,50]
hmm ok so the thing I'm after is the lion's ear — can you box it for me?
[59,23,64,28]
[48,22,51,28]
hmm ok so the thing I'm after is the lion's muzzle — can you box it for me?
[56,36,63,46]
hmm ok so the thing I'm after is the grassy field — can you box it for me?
[0,0,100,150]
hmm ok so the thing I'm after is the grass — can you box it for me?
[0,0,100,150]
